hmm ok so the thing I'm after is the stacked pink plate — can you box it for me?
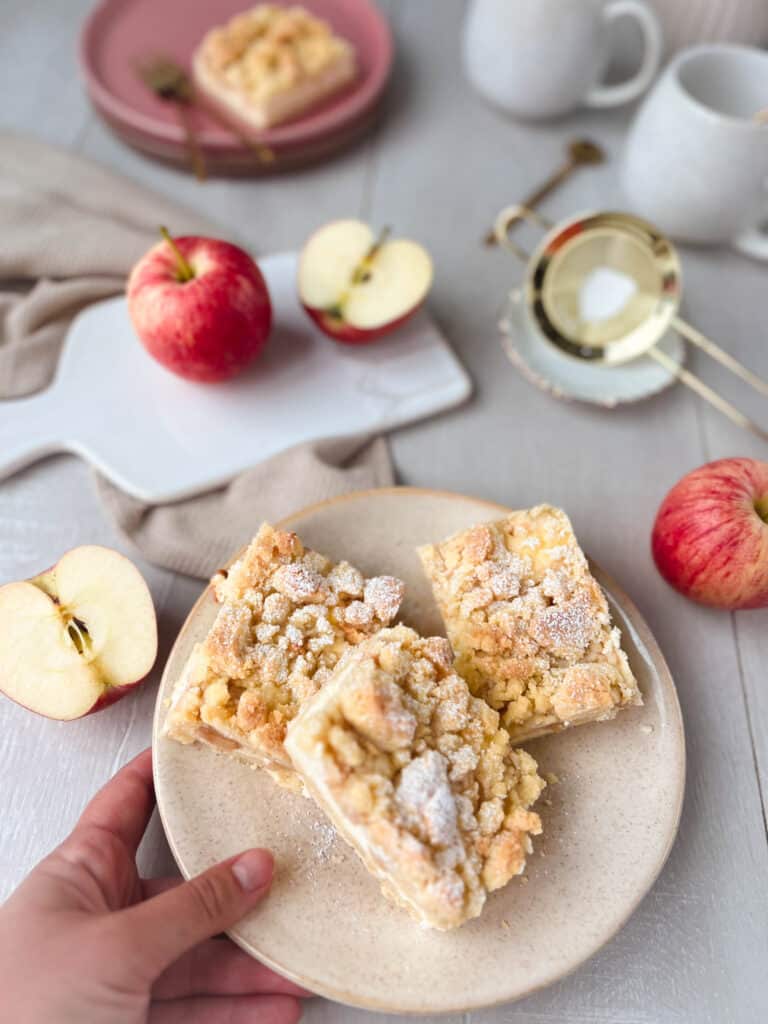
[79,0,393,173]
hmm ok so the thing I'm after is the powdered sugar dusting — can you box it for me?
[488,562,522,600]
[364,576,405,622]
[309,816,338,863]
[344,600,374,628]
[272,563,327,603]
[396,750,459,849]
[534,597,594,655]
[327,561,364,598]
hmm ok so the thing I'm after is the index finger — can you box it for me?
[76,747,156,855]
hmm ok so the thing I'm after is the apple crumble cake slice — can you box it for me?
[418,505,641,744]
[285,625,545,930]
[192,4,357,132]
[164,523,404,788]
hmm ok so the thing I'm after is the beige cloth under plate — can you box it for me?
[0,133,393,578]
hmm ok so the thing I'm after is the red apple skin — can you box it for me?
[302,302,423,345]
[84,679,151,718]
[651,457,768,609]
[127,236,272,382]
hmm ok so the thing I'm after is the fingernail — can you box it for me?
[232,849,274,892]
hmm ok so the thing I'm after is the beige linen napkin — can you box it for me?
[0,133,393,577]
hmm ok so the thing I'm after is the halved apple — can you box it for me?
[0,546,158,720]
[298,219,433,344]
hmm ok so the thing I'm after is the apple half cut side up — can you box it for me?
[0,546,158,720]
[298,219,433,344]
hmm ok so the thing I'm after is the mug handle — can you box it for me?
[585,0,663,108]
[733,226,768,261]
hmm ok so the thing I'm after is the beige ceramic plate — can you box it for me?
[153,488,685,1016]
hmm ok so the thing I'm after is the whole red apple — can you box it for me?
[652,457,768,609]
[127,230,272,381]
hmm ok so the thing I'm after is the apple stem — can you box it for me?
[159,226,195,282]
[755,495,768,524]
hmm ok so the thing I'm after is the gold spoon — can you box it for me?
[135,56,208,180]
[483,138,606,246]
[135,56,276,178]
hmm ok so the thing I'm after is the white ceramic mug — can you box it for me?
[622,44,768,258]
[462,0,663,119]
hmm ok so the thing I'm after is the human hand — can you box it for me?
[0,748,307,1023]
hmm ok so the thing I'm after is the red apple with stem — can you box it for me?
[298,219,433,344]
[0,546,158,719]
[651,457,768,609]
[128,228,272,382]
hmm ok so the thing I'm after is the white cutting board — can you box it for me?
[0,252,471,503]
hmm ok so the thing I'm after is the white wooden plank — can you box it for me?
[0,0,94,145]
[0,455,202,894]
[370,2,768,1022]
[1,0,767,1021]
[681,247,768,841]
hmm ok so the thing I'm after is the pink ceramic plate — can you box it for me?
[79,0,392,153]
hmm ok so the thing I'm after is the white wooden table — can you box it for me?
[2,2,768,1021]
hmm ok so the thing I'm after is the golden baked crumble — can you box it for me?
[164,523,404,788]
[193,4,356,130]
[418,506,641,743]
[285,625,545,930]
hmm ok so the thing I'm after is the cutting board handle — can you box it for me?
[0,391,65,482]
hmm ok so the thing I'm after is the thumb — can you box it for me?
[117,849,274,978]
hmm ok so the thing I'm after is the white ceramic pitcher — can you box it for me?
[462,0,663,119]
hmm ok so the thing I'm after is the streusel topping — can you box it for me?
[418,506,641,742]
[285,625,545,930]
[165,523,404,779]
[199,4,354,101]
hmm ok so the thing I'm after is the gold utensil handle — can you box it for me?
[649,345,768,442]
[484,162,573,246]
[484,139,604,246]
[672,316,768,397]
[189,88,275,165]
[177,105,207,181]
[198,106,275,165]
[492,204,552,261]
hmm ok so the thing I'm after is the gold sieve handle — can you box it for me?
[492,205,553,261]
[672,316,768,398]
[649,345,768,442]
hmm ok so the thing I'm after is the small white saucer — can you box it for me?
[499,288,685,407]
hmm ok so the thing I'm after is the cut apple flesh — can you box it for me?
[299,219,433,330]
[52,546,157,687]
[0,546,157,720]
[0,582,105,719]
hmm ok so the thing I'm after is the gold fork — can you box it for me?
[135,55,275,178]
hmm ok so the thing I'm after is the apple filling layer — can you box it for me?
[285,625,545,930]
[164,523,404,788]
[418,506,641,743]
